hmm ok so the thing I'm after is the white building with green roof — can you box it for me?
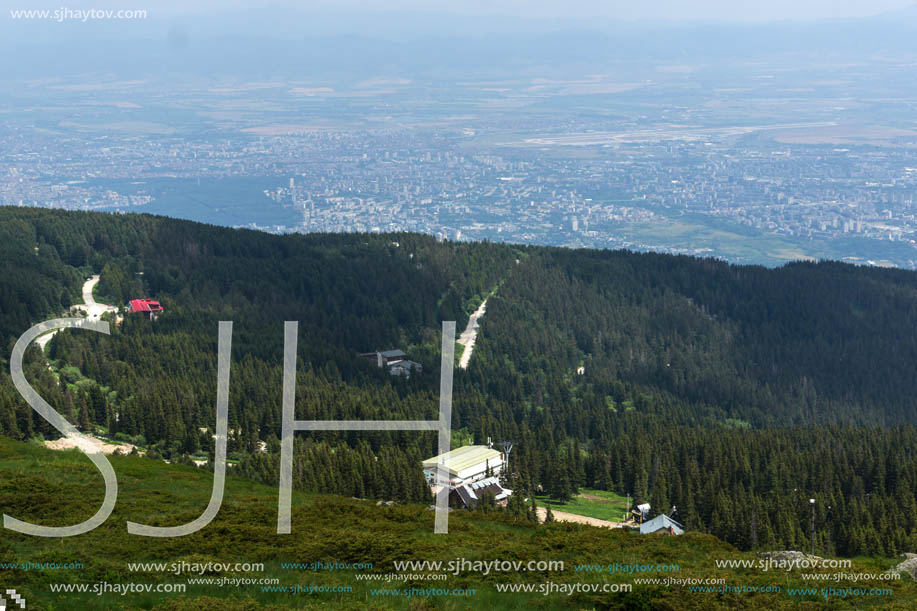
[422,445,505,488]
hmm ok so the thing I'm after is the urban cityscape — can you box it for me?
[4,68,917,268]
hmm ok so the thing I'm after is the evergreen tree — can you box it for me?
[78,394,91,432]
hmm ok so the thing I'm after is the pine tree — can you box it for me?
[528,494,539,524]
[64,390,75,426]
[78,394,91,432]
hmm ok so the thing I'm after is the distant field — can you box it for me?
[241,123,337,135]
[539,489,630,522]
[772,125,917,145]
[57,120,176,134]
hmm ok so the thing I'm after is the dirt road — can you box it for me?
[536,507,624,529]
[72,275,118,322]
[457,299,487,369]
[34,275,133,454]
[35,275,117,353]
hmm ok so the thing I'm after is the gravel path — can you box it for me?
[536,507,625,529]
[44,436,137,455]
[71,275,118,322]
[35,275,117,353]
[37,275,132,454]
[457,299,487,369]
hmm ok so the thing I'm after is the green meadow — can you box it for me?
[538,489,631,523]
[1,439,914,610]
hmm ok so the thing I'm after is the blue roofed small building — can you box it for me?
[639,514,685,535]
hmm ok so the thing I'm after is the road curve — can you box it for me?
[76,275,118,321]
[35,275,117,353]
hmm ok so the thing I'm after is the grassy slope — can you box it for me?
[538,489,630,522]
[0,439,914,610]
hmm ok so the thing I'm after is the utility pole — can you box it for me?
[497,441,514,489]
[498,440,514,478]
[810,498,816,557]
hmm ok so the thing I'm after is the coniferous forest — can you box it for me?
[3,206,917,558]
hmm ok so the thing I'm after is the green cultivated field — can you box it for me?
[1,440,915,610]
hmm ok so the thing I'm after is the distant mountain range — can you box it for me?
[4,7,917,80]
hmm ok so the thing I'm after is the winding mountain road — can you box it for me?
[36,275,139,455]
[72,275,118,322]
[34,275,117,353]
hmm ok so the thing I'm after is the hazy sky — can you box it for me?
[5,0,917,22]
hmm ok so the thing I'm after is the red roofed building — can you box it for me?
[128,298,163,319]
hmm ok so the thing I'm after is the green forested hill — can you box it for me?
[3,206,917,561]
[477,248,917,426]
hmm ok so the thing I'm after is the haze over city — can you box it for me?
[5,2,917,266]
[8,3,917,609]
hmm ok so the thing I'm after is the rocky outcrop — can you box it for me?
[888,554,917,580]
